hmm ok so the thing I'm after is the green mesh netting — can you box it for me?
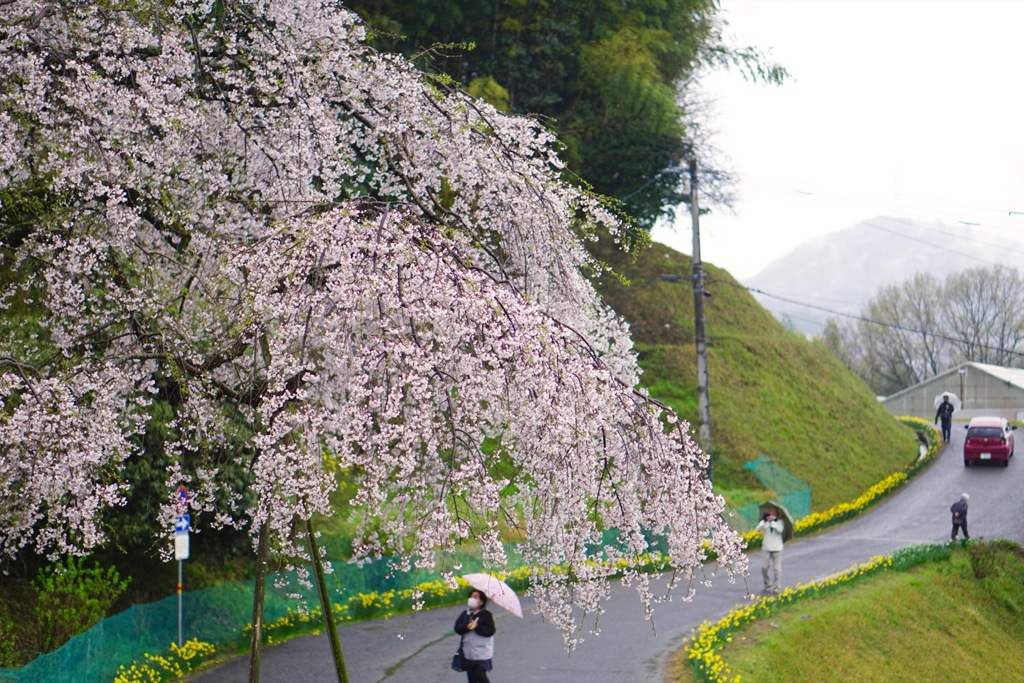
[0,543,526,683]
[731,454,811,532]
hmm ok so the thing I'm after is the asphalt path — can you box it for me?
[190,424,1024,683]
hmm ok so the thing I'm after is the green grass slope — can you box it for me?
[670,541,1024,683]
[592,239,919,512]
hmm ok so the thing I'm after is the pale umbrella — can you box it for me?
[934,392,962,411]
[758,501,795,542]
[462,573,523,618]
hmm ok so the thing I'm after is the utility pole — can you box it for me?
[689,158,712,480]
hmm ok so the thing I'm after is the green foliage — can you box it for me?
[713,487,768,509]
[0,619,15,668]
[343,0,787,230]
[0,576,38,667]
[32,557,130,653]
[106,380,256,562]
[591,240,919,513]
[466,76,511,111]
[966,538,1023,579]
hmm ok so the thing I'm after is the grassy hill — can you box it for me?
[591,239,919,513]
[669,541,1024,682]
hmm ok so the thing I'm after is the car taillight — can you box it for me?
[1001,436,1007,444]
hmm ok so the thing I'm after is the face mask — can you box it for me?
[467,597,480,610]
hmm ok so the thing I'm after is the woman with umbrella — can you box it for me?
[453,588,496,683]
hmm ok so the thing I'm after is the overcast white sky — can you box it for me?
[651,0,1024,280]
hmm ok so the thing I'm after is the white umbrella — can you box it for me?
[758,501,795,542]
[934,392,962,411]
[462,573,523,618]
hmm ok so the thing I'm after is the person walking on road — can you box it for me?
[756,509,786,593]
[950,492,970,540]
[935,395,955,443]
[454,589,496,683]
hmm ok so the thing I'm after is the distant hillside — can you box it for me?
[743,216,1024,335]
[590,238,919,514]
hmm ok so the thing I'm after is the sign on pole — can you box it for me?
[174,513,190,560]
[174,488,190,647]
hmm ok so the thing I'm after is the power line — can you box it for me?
[733,175,1024,233]
[858,221,996,265]
[737,282,1024,359]
[861,216,1024,259]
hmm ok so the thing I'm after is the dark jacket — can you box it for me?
[951,499,968,524]
[935,401,954,422]
[454,607,496,662]
[454,608,496,638]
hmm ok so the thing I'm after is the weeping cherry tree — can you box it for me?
[0,0,746,676]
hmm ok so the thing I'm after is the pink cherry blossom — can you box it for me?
[0,0,745,643]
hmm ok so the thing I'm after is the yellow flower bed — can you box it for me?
[114,639,217,683]
[684,555,893,683]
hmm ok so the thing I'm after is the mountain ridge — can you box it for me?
[743,216,1024,334]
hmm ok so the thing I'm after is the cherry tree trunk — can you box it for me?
[249,522,270,683]
[307,519,349,683]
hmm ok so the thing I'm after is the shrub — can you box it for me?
[967,541,1008,579]
[0,578,35,668]
[33,557,130,653]
[0,617,16,668]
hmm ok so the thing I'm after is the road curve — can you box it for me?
[189,424,1024,683]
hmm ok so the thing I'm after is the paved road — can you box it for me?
[190,425,1024,683]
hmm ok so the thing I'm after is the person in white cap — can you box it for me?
[950,493,969,540]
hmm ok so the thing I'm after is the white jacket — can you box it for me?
[756,518,785,552]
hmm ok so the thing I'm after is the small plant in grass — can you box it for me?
[245,606,329,645]
[965,540,1019,579]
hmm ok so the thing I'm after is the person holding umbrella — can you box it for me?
[454,589,496,683]
[934,394,956,443]
[756,507,786,594]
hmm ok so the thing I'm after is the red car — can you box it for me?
[963,416,1016,467]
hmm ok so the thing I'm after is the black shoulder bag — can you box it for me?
[451,635,466,672]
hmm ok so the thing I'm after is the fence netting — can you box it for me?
[730,454,811,532]
[3,484,758,683]
[0,543,525,683]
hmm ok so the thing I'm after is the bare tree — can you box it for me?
[942,266,1024,367]
[820,317,863,375]
[855,273,944,395]
[823,266,1024,395]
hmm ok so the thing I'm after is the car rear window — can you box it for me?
[967,427,1004,439]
